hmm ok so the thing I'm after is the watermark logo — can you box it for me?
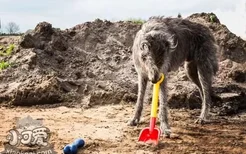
[1,115,57,154]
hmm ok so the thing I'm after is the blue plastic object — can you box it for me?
[74,139,85,147]
[63,138,85,154]
[63,145,71,154]
[70,144,77,154]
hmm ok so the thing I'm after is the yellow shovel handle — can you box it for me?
[151,73,164,117]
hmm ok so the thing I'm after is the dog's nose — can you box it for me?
[151,73,161,84]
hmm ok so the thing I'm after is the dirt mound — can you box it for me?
[0,20,141,107]
[0,13,245,115]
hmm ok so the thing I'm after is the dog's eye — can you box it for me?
[140,42,149,51]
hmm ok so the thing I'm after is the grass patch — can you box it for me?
[6,44,15,55]
[210,14,216,23]
[0,44,15,56]
[0,44,14,71]
[126,18,146,24]
[0,61,10,70]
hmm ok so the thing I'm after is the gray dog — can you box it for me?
[129,16,219,137]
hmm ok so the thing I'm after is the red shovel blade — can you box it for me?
[138,127,161,145]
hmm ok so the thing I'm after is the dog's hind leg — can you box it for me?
[195,48,216,124]
[185,61,204,100]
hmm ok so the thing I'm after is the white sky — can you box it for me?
[0,0,246,38]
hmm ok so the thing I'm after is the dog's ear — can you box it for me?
[167,34,178,52]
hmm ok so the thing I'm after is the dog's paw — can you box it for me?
[160,124,171,138]
[127,118,139,126]
[163,129,171,138]
[194,118,208,125]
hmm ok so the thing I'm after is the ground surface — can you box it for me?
[1,104,246,154]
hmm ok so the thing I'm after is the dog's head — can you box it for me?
[135,28,177,83]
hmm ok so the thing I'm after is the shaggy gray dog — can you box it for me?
[129,16,219,137]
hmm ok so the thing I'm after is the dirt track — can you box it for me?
[1,104,246,154]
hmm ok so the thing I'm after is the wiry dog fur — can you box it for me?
[129,16,219,137]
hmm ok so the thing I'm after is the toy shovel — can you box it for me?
[138,73,165,145]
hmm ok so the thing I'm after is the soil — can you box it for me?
[0,12,246,153]
[0,104,246,154]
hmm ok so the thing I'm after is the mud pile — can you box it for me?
[0,20,141,107]
[0,13,245,115]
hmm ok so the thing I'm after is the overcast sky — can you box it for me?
[0,0,246,38]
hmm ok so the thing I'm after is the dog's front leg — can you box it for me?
[159,75,171,137]
[128,73,148,126]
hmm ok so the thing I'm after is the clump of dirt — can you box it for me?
[0,13,246,115]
